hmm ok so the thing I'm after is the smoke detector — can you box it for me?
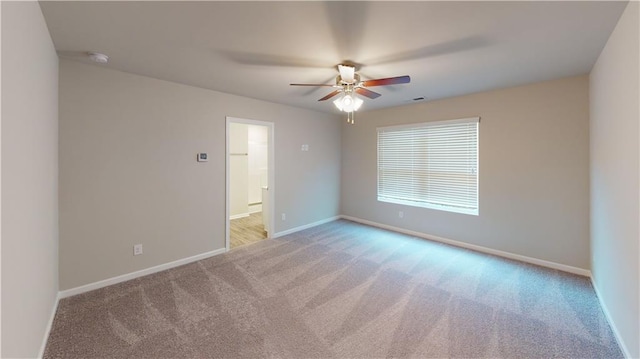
[88,52,109,64]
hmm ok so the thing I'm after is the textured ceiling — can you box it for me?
[40,1,627,114]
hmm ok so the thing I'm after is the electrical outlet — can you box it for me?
[281,213,286,221]
[398,211,404,218]
[133,244,143,256]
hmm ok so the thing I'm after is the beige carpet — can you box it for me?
[230,212,266,249]
[44,219,622,358]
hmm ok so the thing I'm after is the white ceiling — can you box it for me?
[40,1,627,114]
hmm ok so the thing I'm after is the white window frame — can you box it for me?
[377,117,479,216]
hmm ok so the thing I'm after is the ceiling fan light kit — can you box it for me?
[290,63,410,124]
[333,94,363,112]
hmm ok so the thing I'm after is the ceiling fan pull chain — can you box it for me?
[347,111,355,125]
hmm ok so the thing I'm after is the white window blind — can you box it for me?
[377,117,479,215]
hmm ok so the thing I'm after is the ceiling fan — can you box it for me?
[290,64,410,124]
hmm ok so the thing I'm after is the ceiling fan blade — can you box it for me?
[362,75,411,87]
[290,83,335,87]
[364,36,489,66]
[355,87,382,99]
[318,90,341,101]
[220,50,333,69]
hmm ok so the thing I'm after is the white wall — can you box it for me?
[589,2,639,358]
[248,124,268,205]
[58,59,342,290]
[229,122,249,217]
[1,2,59,357]
[342,75,590,270]
[229,123,268,217]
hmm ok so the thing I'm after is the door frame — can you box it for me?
[225,116,275,251]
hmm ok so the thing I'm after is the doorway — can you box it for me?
[225,117,274,250]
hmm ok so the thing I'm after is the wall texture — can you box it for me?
[589,2,639,357]
[342,75,590,270]
[1,2,59,357]
[58,60,341,290]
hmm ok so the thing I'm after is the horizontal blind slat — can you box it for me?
[377,119,478,215]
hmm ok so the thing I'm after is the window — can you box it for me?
[377,117,479,215]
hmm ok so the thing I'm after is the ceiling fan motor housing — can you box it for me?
[336,73,361,86]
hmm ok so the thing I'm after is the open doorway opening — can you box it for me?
[225,117,274,250]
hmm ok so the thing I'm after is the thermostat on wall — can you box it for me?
[197,153,208,162]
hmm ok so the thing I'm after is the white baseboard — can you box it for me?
[272,216,341,238]
[248,204,262,214]
[340,215,591,277]
[590,278,632,359]
[41,215,612,358]
[38,292,60,358]
[230,213,250,220]
[59,248,227,299]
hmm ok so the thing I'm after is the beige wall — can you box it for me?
[1,2,59,357]
[58,60,341,290]
[589,2,639,357]
[342,75,590,269]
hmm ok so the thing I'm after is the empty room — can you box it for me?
[2,1,639,358]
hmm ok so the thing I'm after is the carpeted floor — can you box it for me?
[230,212,267,249]
[44,219,623,358]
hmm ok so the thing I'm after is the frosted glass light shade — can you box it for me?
[353,97,364,111]
[333,95,363,112]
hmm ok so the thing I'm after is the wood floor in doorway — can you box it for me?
[231,212,267,249]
